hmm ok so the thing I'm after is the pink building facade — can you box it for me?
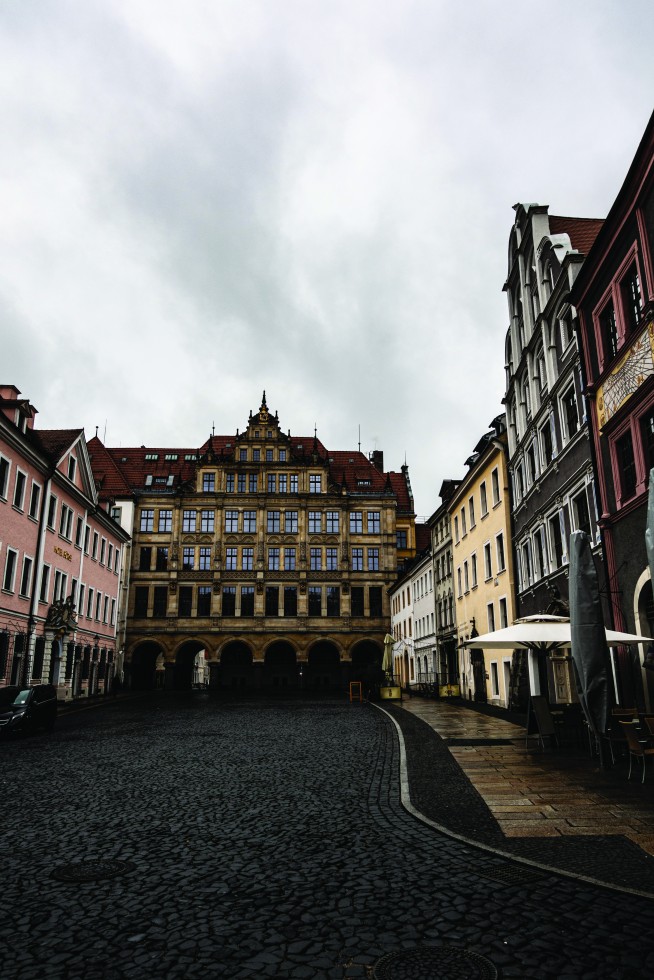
[0,386,130,698]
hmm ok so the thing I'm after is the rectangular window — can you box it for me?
[92,531,99,560]
[19,556,32,597]
[521,542,532,587]
[39,564,50,603]
[158,509,172,532]
[202,472,215,493]
[283,586,297,616]
[238,474,246,493]
[616,430,637,501]
[48,493,57,528]
[197,586,212,617]
[461,507,467,536]
[268,547,280,571]
[464,561,469,592]
[367,511,380,533]
[284,547,296,571]
[571,488,592,537]
[487,603,496,632]
[179,586,193,617]
[140,509,154,532]
[622,263,642,335]
[108,543,113,568]
[267,511,280,533]
[309,474,322,494]
[253,449,260,462]
[30,483,40,520]
[351,586,364,616]
[491,467,500,505]
[308,511,322,533]
[139,546,152,571]
[267,473,276,493]
[369,586,383,616]
[285,511,298,533]
[248,474,258,493]
[243,511,256,533]
[0,455,9,498]
[468,497,475,528]
[200,510,215,532]
[561,385,579,441]
[279,450,287,462]
[153,586,168,618]
[241,586,255,616]
[350,512,363,534]
[78,582,84,615]
[156,546,168,571]
[242,547,254,570]
[225,511,239,533]
[499,597,508,629]
[290,474,298,493]
[222,587,236,616]
[199,546,211,570]
[326,586,340,617]
[308,586,322,616]
[367,548,379,571]
[182,510,197,532]
[183,546,195,570]
[549,512,564,568]
[396,529,407,549]
[279,474,287,494]
[226,473,234,493]
[454,516,459,543]
[13,470,26,510]
[326,547,338,571]
[59,504,73,539]
[352,547,363,571]
[225,547,237,571]
[100,538,106,565]
[540,418,554,468]
[326,512,339,533]
[484,542,492,580]
[480,481,488,516]
[310,548,322,570]
[75,516,84,548]
[266,449,273,462]
[110,598,116,625]
[490,661,500,698]
[471,553,477,588]
[239,449,247,461]
[265,586,279,616]
[600,301,618,360]
[103,595,109,623]
[87,587,95,618]
[496,533,506,572]
[134,586,148,617]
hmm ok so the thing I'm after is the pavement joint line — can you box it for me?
[373,701,654,903]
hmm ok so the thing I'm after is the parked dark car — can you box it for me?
[0,684,58,735]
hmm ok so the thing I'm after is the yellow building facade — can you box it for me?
[448,418,517,707]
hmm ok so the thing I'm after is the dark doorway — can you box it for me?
[220,641,253,689]
[305,641,341,690]
[264,641,297,689]
[130,641,166,690]
[174,641,207,691]
[350,640,383,695]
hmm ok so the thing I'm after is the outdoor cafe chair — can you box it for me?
[604,708,638,764]
[619,721,654,783]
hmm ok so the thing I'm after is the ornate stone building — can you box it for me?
[89,395,416,691]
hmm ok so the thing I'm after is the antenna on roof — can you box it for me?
[103,420,107,443]
[95,426,99,438]
[212,421,215,437]
[358,425,361,452]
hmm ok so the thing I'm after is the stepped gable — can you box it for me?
[548,215,604,255]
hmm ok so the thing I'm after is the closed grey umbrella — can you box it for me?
[646,468,654,597]
[569,530,610,765]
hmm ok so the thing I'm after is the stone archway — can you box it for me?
[305,641,342,690]
[220,641,254,689]
[130,640,166,690]
[174,640,208,691]
[350,640,383,695]
[264,640,298,690]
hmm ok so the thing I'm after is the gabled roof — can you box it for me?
[548,216,604,256]
[29,428,84,464]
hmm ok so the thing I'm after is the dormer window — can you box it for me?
[145,453,158,461]
[165,453,178,461]
[145,475,153,486]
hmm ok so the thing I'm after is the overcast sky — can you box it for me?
[2,1,654,515]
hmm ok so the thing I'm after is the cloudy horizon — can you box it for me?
[2,1,654,516]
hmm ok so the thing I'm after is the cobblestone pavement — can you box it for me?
[2,693,654,979]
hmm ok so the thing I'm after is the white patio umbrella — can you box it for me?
[464,614,654,652]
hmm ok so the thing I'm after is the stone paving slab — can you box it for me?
[1,693,654,979]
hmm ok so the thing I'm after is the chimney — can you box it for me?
[369,449,384,472]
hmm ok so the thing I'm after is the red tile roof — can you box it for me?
[29,428,83,464]
[548,216,604,256]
